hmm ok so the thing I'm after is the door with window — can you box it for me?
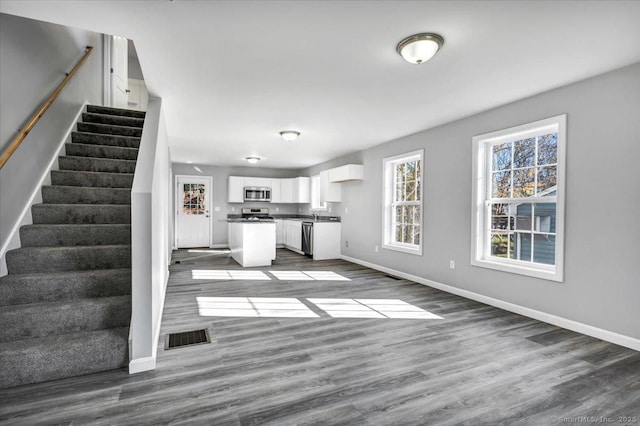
[176,175,212,248]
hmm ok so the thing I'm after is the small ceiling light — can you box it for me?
[245,156,260,164]
[279,130,300,142]
[396,33,444,65]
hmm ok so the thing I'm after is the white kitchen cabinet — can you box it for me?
[228,222,276,267]
[328,164,363,182]
[283,220,302,251]
[228,176,245,203]
[279,178,294,203]
[271,179,282,203]
[275,219,284,246]
[319,170,341,202]
[293,177,310,203]
[244,177,271,187]
[313,222,341,260]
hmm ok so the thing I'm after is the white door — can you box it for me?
[176,175,212,248]
[110,35,128,108]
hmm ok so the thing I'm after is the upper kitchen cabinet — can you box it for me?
[319,170,341,203]
[279,178,294,203]
[244,177,271,187]
[270,179,282,203]
[329,164,363,182]
[294,177,310,203]
[228,176,244,203]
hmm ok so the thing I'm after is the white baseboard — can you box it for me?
[129,356,157,374]
[340,254,640,352]
[0,102,88,277]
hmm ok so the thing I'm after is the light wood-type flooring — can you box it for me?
[1,249,639,425]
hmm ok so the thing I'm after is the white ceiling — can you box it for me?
[2,1,640,169]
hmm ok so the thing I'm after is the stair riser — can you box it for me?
[20,225,131,247]
[42,186,131,205]
[0,327,128,389]
[6,246,131,274]
[51,170,134,188]
[65,143,138,161]
[0,269,131,306]
[87,105,146,119]
[82,113,144,128]
[0,298,131,343]
[77,122,142,137]
[59,156,136,174]
[32,204,131,224]
[72,132,140,148]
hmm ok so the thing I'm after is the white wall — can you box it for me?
[302,63,640,344]
[130,97,171,373]
[0,13,103,275]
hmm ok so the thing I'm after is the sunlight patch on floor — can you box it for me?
[191,270,350,281]
[197,296,319,318]
[308,298,443,319]
[197,297,443,320]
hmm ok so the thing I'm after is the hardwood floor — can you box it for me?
[1,249,639,425]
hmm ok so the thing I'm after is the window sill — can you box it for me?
[471,257,563,282]
[383,243,422,256]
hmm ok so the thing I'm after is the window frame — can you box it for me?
[471,114,567,282]
[382,149,424,255]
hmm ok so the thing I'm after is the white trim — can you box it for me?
[471,114,566,282]
[0,102,88,277]
[211,244,229,249]
[174,174,214,248]
[340,254,640,352]
[382,149,424,256]
[129,357,156,374]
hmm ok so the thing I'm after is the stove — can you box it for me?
[241,207,273,221]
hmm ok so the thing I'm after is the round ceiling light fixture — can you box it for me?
[396,33,444,65]
[279,130,300,142]
[245,156,260,164]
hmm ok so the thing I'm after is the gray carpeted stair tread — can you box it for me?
[0,268,131,306]
[32,203,131,224]
[0,295,131,343]
[20,224,131,247]
[82,112,144,128]
[51,170,134,188]
[0,105,142,389]
[58,155,136,174]
[76,122,142,138]
[71,131,141,148]
[0,327,129,389]
[65,143,138,161]
[87,104,146,119]
[42,185,131,205]
[6,245,131,274]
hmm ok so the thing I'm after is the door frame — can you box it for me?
[174,174,214,249]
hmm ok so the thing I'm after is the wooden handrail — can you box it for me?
[0,46,94,169]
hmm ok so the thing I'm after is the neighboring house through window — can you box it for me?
[471,115,566,281]
[383,149,423,255]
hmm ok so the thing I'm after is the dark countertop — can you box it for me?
[227,214,341,223]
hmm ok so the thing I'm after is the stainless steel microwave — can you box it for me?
[244,186,271,202]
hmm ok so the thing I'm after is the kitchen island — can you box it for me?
[227,220,276,267]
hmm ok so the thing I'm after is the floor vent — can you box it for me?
[165,329,211,350]
[384,274,402,280]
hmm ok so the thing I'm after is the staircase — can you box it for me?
[0,105,144,389]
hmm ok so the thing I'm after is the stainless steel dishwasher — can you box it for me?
[302,221,313,257]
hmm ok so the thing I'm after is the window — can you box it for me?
[310,175,327,211]
[471,115,566,281]
[383,150,423,255]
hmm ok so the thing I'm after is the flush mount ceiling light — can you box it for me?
[279,130,300,142]
[245,156,260,164]
[396,33,444,65]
